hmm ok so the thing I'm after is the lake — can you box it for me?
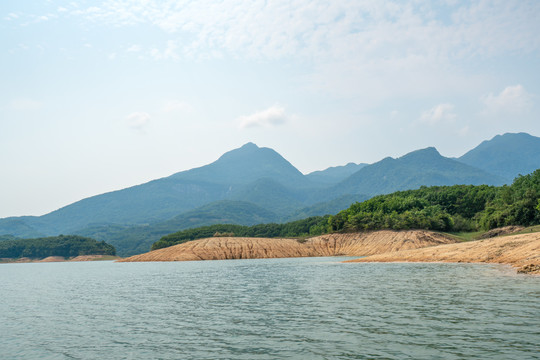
[1,258,539,359]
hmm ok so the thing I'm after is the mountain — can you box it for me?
[286,194,370,221]
[1,134,539,255]
[306,163,368,184]
[172,142,309,188]
[458,132,540,183]
[230,178,309,215]
[335,147,505,196]
[3,143,311,236]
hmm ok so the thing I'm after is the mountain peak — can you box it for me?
[174,142,306,187]
[459,132,540,182]
[400,147,441,160]
[239,142,259,150]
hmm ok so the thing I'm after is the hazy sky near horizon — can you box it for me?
[1,0,540,218]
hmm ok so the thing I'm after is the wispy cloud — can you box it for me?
[70,1,540,63]
[420,103,456,125]
[482,85,533,116]
[237,106,288,129]
[126,112,150,130]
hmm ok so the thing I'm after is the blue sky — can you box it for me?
[1,0,539,218]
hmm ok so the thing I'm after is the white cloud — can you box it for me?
[5,13,19,20]
[126,112,150,130]
[72,1,540,63]
[61,1,539,104]
[237,106,288,129]
[420,103,456,125]
[482,85,533,116]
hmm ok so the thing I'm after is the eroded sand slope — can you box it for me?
[347,232,540,274]
[119,230,456,262]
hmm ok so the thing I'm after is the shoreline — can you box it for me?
[345,232,540,275]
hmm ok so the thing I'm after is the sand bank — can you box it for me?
[346,232,540,274]
[118,230,456,262]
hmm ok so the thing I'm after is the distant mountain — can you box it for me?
[77,200,278,256]
[335,147,505,196]
[458,132,540,183]
[306,162,368,184]
[173,142,309,188]
[0,217,45,239]
[230,178,309,215]
[3,143,312,236]
[2,134,538,256]
[286,194,369,221]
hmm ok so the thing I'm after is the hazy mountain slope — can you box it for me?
[458,132,540,183]
[286,194,369,221]
[306,163,368,185]
[39,178,229,234]
[172,142,310,188]
[1,143,309,237]
[230,178,308,216]
[336,147,505,196]
[77,200,279,256]
[0,217,45,238]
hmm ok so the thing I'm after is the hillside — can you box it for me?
[306,162,367,184]
[119,230,456,262]
[459,132,540,183]
[77,200,279,256]
[335,147,504,197]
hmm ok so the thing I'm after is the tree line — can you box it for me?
[153,169,540,250]
[0,235,116,259]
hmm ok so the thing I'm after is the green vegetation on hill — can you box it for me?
[329,169,540,232]
[152,216,330,250]
[0,235,116,259]
[153,170,540,250]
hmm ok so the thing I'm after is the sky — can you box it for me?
[1,0,540,218]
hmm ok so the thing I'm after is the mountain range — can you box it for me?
[1,132,539,256]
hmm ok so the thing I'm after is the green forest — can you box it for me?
[0,235,116,259]
[154,169,540,250]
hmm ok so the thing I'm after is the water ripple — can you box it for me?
[1,259,539,359]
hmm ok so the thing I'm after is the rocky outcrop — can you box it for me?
[347,232,540,274]
[118,230,456,262]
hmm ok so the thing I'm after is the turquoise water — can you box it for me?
[1,258,539,359]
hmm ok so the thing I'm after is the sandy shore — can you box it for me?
[118,230,456,262]
[346,232,540,274]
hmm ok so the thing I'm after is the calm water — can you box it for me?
[1,258,539,359]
